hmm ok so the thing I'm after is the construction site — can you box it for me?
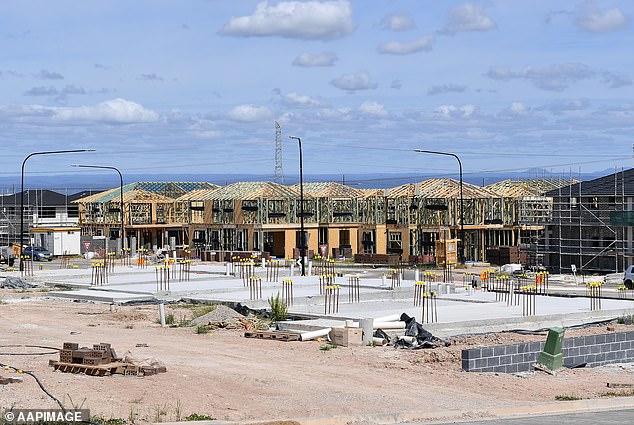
[1,241,634,424]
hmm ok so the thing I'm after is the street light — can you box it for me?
[19,149,95,270]
[414,149,464,263]
[72,164,125,252]
[289,136,306,276]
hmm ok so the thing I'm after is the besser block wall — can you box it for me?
[462,331,634,373]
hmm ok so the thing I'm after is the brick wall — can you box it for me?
[462,331,634,373]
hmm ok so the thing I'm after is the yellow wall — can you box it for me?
[284,230,295,259]
[350,228,358,255]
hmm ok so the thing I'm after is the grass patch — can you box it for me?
[555,395,582,401]
[196,325,212,334]
[600,390,634,398]
[185,413,216,421]
[320,343,337,352]
[617,314,634,325]
[192,305,217,319]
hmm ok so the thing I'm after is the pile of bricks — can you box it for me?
[59,342,117,366]
[52,342,167,377]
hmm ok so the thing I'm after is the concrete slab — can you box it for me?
[13,262,634,337]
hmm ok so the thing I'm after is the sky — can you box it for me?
[1,0,633,185]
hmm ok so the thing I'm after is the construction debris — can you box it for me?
[0,376,23,385]
[190,304,245,328]
[49,342,166,377]
[393,313,445,349]
[0,277,38,289]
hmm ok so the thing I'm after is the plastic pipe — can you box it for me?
[397,335,416,343]
[299,327,331,341]
[359,318,373,345]
[372,337,388,346]
[374,314,401,322]
[373,321,406,330]
[159,303,166,327]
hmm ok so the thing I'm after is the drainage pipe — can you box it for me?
[372,337,388,346]
[373,321,406,330]
[300,327,331,341]
[374,314,401,322]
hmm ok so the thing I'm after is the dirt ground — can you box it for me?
[1,290,634,424]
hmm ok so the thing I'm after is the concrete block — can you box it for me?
[481,347,492,358]
[596,334,606,344]
[500,355,512,365]
[487,357,500,367]
[605,333,616,343]
[493,346,505,356]
[506,344,518,355]
[475,358,487,368]
[616,332,626,342]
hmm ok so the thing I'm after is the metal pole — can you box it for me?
[414,149,465,263]
[289,136,305,276]
[19,149,95,270]
[72,164,125,251]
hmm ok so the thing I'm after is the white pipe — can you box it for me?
[159,303,166,327]
[374,314,401,322]
[225,262,231,276]
[372,337,387,346]
[300,327,331,341]
[397,335,416,343]
[373,321,406,330]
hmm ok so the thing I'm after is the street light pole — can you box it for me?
[72,164,125,252]
[19,149,95,270]
[414,149,465,263]
[289,136,306,276]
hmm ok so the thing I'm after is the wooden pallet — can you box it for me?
[49,361,126,376]
[244,331,301,341]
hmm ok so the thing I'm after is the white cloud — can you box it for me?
[434,104,477,118]
[378,35,435,55]
[443,3,495,34]
[427,83,467,95]
[506,102,530,115]
[358,101,388,117]
[330,72,378,91]
[576,1,628,33]
[282,92,329,108]
[378,14,416,31]
[228,104,273,122]
[219,0,354,40]
[484,63,632,91]
[53,98,159,123]
[292,52,338,67]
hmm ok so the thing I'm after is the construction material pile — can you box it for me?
[49,342,166,377]
[0,277,38,289]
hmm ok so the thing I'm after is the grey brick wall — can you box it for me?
[462,331,634,373]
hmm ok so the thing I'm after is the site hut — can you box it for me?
[75,182,216,255]
[0,189,84,253]
[291,182,367,259]
[183,181,318,261]
[484,178,578,269]
[540,169,634,274]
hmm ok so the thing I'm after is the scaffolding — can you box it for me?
[534,170,630,274]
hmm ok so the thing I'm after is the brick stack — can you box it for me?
[59,342,118,365]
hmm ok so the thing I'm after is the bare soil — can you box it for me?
[1,290,634,424]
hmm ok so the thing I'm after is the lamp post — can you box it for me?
[289,136,306,276]
[414,149,465,263]
[72,164,125,252]
[19,149,95,270]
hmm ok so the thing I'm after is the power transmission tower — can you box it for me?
[274,121,284,183]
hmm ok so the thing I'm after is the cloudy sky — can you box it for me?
[1,0,633,183]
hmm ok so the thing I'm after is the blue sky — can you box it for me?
[1,0,633,182]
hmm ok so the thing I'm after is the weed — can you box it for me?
[174,399,183,422]
[164,313,175,325]
[124,324,134,329]
[320,343,337,352]
[617,314,634,325]
[196,325,211,334]
[268,292,288,322]
[154,404,167,423]
[185,413,216,421]
[555,395,582,401]
[91,417,125,425]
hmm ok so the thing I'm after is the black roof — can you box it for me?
[1,190,74,206]
[546,168,634,197]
